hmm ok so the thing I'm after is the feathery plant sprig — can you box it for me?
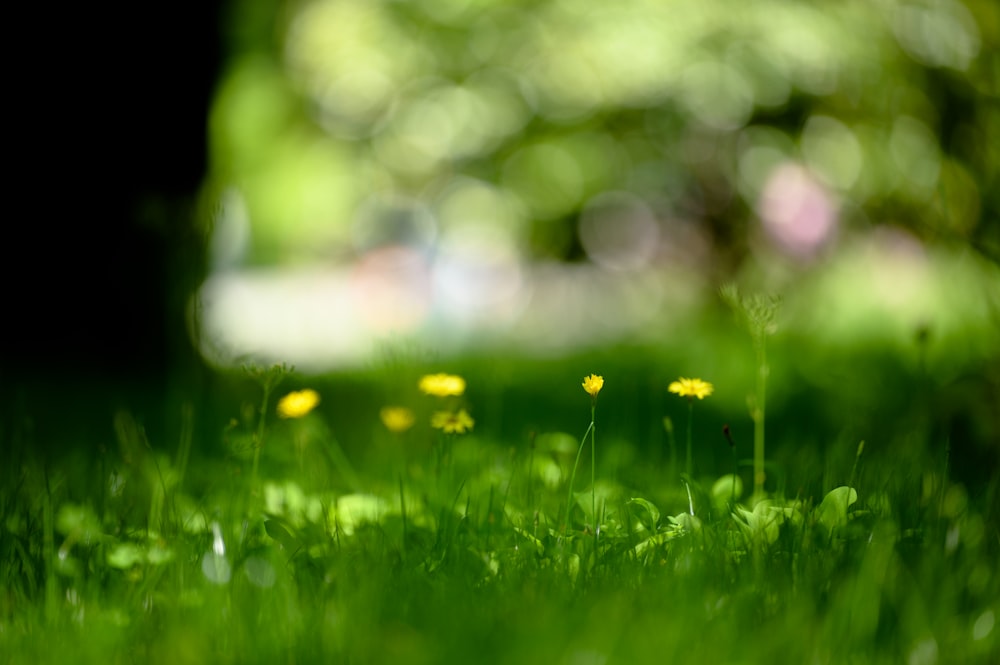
[244,362,292,494]
[721,284,781,500]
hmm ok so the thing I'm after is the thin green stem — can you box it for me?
[846,440,865,522]
[399,475,408,559]
[250,383,275,496]
[175,401,194,491]
[724,423,739,507]
[245,363,289,500]
[42,466,57,625]
[848,440,864,492]
[664,418,677,481]
[731,446,739,507]
[563,418,594,540]
[432,432,455,501]
[938,436,951,523]
[326,433,363,492]
[753,336,768,499]
[590,403,597,553]
[685,399,694,479]
[526,432,537,512]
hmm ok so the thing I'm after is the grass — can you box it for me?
[1,354,998,665]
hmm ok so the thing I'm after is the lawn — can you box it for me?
[3,290,997,665]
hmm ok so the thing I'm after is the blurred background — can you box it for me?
[197,0,998,372]
[193,0,1000,479]
[4,0,998,485]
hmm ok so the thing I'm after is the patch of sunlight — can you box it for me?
[210,57,297,174]
[800,116,863,192]
[285,0,432,137]
[891,0,980,71]
[332,494,389,535]
[240,135,357,263]
[678,59,755,131]
[195,253,701,371]
[737,126,796,203]
[501,141,584,221]
[784,227,1000,372]
[973,609,994,641]
[890,116,941,200]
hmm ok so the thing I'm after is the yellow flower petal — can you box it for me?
[276,389,321,418]
[582,374,604,398]
[380,406,415,433]
[668,378,713,400]
[430,409,474,434]
[418,373,466,397]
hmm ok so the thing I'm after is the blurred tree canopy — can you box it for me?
[206,0,998,267]
[194,0,999,373]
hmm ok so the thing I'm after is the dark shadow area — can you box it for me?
[3,3,223,454]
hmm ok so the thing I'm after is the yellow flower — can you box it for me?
[380,406,415,433]
[668,377,713,400]
[431,409,475,434]
[418,373,466,397]
[582,374,604,398]
[276,389,320,418]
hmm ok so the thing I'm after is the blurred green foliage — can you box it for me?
[206,0,998,266]
[195,0,1000,401]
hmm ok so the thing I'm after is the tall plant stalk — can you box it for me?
[567,374,603,554]
[721,285,780,501]
[245,363,290,496]
[564,416,595,540]
[685,400,694,479]
[752,331,768,498]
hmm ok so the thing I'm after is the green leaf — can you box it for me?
[711,474,743,513]
[633,528,685,557]
[513,527,545,556]
[668,512,702,533]
[55,503,102,543]
[626,497,660,532]
[107,543,146,569]
[733,501,785,545]
[333,494,389,535]
[264,517,301,551]
[146,541,175,565]
[815,486,858,536]
[535,432,578,458]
